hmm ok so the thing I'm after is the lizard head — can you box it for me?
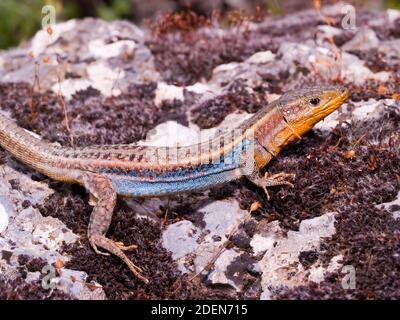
[277,85,349,137]
[249,85,349,169]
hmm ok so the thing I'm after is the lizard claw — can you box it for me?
[263,172,295,188]
[116,241,138,251]
[263,186,271,201]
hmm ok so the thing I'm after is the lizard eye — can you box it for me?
[309,97,320,106]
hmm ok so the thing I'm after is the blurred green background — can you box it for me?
[0,0,399,49]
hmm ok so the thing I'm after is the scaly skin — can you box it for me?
[0,85,349,282]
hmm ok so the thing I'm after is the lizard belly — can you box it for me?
[99,138,255,197]
[106,163,242,197]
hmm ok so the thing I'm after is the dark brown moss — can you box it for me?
[191,80,269,128]
[298,250,319,269]
[345,75,400,102]
[17,255,48,273]
[146,25,277,86]
[0,82,166,147]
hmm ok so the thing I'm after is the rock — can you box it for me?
[258,212,337,298]
[162,199,250,286]
[307,255,343,284]
[0,164,77,293]
[250,233,276,256]
[376,192,400,219]
[6,205,76,256]
[58,268,106,300]
[279,42,341,80]
[124,198,165,223]
[138,111,252,149]
[246,51,276,64]
[0,56,5,71]
[162,220,201,260]
[307,266,325,283]
[194,200,250,289]
[349,99,389,120]
[0,204,9,233]
[341,52,390,85]
[316,25,343,43]
[208,50,278,89]
[32,215,76,250]
[342,28,379,51]
[201,200,247,239]
[387,9,400,23]
[1,18,160,95]
[0,197,12,234]
[317,25,343,37]
[85,60,123,96]
[29,20,77,56]
[88,39,137,60]
[154,82,184,106]
[1,166,54,207]
[212,62,240,75]
[138,121,204,147]
[53,79,92,99]
[314,107,342,131]
[186,82,212,95]
[24,271,41,283]
[207,249,240,289]
[277,41,391,86]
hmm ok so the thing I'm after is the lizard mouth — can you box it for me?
[324,87,350,113]
[312,87,350,121]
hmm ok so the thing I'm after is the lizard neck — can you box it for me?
[245,106,299,170]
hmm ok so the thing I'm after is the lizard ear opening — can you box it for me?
[281,113,302,140]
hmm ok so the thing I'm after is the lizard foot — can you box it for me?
[264,172,295,187]
[89,234,149,283]
[253,172,295,200]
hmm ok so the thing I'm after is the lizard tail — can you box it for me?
[0,112,58,172]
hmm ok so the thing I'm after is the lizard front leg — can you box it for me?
[81,173,149,283]
[248,167,295,200]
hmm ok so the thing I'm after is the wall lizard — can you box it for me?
[0,85,349,282]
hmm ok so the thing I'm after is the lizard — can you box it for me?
[0,85,349,283]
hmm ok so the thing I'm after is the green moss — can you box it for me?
[385,0,400,9]
[96,0,131,21]
[0,0,133,49]
[0,0,46,49]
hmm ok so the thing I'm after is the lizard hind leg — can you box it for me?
[81,173,149,283]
